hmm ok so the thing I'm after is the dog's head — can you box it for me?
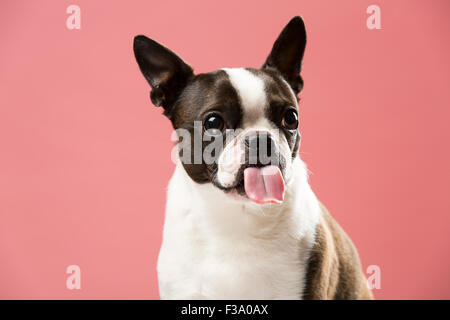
[133,16,306,204]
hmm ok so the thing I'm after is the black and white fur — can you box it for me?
[133,16,372,300]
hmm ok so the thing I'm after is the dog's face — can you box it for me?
[134,17,306,204]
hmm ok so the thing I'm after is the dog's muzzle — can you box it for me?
[216,130,286,204]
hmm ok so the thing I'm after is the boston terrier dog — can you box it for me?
[133,16,373,299]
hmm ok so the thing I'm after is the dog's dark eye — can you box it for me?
[204,114,224,132]
[281,109,298,130]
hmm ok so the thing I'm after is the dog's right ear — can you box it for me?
[133,35,194,116]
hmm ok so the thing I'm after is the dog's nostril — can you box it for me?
[245,133,259,149]
[265,136,273,157]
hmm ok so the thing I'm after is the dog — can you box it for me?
[133,16,373,300]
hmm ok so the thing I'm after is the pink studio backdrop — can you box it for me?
[1,0,449,299]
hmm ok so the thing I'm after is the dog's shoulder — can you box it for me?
[302,203,373,300]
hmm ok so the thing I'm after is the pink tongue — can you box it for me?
[243,165,285,204]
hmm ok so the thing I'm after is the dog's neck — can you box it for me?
[170,157,320,240]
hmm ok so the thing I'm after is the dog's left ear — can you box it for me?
[262,16,307,95]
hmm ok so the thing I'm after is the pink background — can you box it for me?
[1,0,449,299]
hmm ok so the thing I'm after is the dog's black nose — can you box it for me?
[244,131,277,166]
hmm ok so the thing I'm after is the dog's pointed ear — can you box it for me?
[133,35,194,115]
[262,16,307,95]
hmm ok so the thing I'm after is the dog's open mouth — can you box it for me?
[218,165,285,204]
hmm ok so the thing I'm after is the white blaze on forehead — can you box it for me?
[216,68,274,188]
[222,68,267,124]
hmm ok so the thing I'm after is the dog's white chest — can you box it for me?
[159,240,304,299]
[158,216,305,299]
[157,162,319,300]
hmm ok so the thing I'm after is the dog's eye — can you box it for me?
[281,109,298,130]
[204,114,225,132]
